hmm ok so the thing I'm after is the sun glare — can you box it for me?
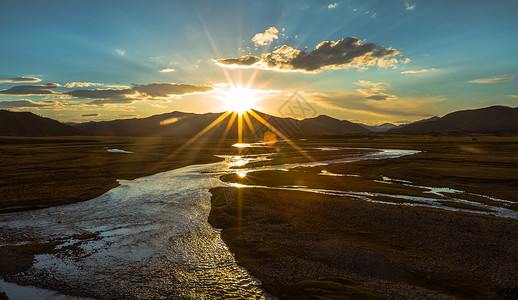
[220,87,257,114]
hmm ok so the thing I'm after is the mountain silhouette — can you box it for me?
[359,122,398,132]
[392,106,518,133]
[0,110,84,136]
[74,110,369,138]
[4,106,516,138]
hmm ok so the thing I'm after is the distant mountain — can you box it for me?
[411,116,440,124]
[359,123,398,132]
[299,115,369,135]
[392,106,518,133]
[0,110,84,136]
[74,110,369,138]
[74,111,213,136]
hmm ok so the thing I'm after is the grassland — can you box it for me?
[209,134,518,299]
[0,136,235,212]
[1,134,518,299]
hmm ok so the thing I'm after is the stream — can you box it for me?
[1,146,516,299]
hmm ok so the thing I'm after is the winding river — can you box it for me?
[1,146,516,299]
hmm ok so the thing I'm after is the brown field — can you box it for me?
[1,134,518,299]
[0,136,236,212]
[209,134,518,299]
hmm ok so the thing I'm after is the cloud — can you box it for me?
[64,82,102,88]
[328,3,338,9]
[105,84,131,89]
[468,76,514,83]
[65,83,213,105]
[0,99,58,109]
[354,80,396,101]
[43,95,73,99]
[252,27,279,46]
[131,83,213,97]
[0,77,41,83]
[216,55,260,67]
[81,113,100,117]
[355,80,391,90]
[115,49,125,56]
[86,99,135,105]
[160,68,176,73]
[308,92,443,118]
[356,89,397,101]
[65,88,132,99]
[401,68,436,74]
[216,37,403,73]
[0,83,59,95]
[405,1,416,10]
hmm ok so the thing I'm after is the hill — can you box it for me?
[74,110,369,138]
[359,123,398,132]
[392,106,518,133]
[0,110,84,136]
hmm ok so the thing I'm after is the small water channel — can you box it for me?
[0,145,515,299]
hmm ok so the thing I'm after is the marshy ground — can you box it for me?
[209,134,518,299]
[0,136,235,213]
[1,134,518,299]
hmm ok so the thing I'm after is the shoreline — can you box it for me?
[208,136,518,299]
[1,135,518,298]
[0,136,231,213]
[208,186,518,299]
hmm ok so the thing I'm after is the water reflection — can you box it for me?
[1,144,516,299]
[220,147,518,219]
[236,170,248,178]
[0,163,272,299]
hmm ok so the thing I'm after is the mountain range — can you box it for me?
[390,106,518,133]
[0,110,83,136]
[74,110,369,138]
[1,105,517,137]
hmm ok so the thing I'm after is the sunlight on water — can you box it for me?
[232,143,251,148]
[1,145,516,299]
[236,170,248,178]
[0,163,271,299]
[106,148,134,154]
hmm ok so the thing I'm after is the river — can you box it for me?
[1,146,516,299]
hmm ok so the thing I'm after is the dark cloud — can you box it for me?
[65,89,132,99]
[0,99,47,108]
[0,83,59,95]
[87,99,135,105]
[0,99,58,109]
[0,77,42,83]
[81,113,100,117]
[216,37,403,73]
[65,83,213,105]
[131,83,213,97]
[216,55,260,66]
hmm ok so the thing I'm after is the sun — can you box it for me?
[220,86,257,114]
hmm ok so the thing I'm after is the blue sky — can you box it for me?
[1,0,517,124]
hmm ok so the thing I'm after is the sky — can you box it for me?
[1,0,517,125]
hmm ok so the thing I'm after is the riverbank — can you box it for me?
[0,136,233,213]
[209,135,518,299]
[2,134,518,298]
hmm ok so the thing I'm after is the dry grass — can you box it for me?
[209,134,518,299]
[0,136,234,212]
